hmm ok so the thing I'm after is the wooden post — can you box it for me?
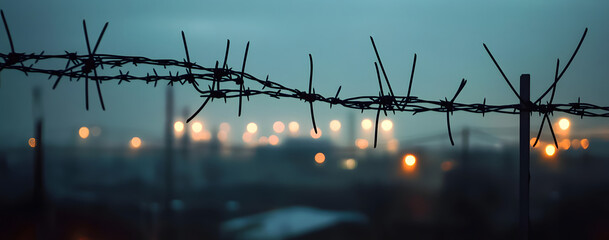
[519,74,530,239]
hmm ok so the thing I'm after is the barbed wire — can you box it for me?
[1,10,607,148]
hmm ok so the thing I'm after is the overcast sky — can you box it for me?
[1,0,608,148]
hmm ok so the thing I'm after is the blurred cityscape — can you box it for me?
[2,100,609,239]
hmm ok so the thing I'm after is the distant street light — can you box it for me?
[79,126,90,139]
[192,121,203,133]
[355,139,369,149]
[329,120,341,132]
[310,128,322,139]
[558,118,570,130]
[545,144,556,156]
[581,138,590,149]
[288,121,300,134]
[404,154,416,166]
[273,121,285,133]
[130,137,142,149]
[381,119,393,132]
[314,152,325,164]
[28,138,36,148]
[361,119,372,130]
[246,122,258,134]
[269,135,279,146]
[174,121,184,133]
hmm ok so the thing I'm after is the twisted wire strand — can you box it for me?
[0,10,606,148]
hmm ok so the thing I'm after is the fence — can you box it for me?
[2,9,608,239]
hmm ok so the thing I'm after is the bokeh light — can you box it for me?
[220,122,231,132]
[79,126,90,139]
[558,118,570,130]
[571,139,581,149]
[310,128,322,139]
[404,154,416,166]
[130,137,142,149]
[174,121,184,133]
[530,137,537,147]
[192,122,203,133]
[314,152,326,164]
[545,144,556,156]
[559,139,571,150]
[581,138,590,149]
[381,119,393,131]
[361,119,372,130]
[201,130,212,141]
[273,121,285,133]
[288,121,300,134]
[217,131,228,143]
[329,120,341,132]
[258,136,269,145]
[342,159,357,170]
[246,122,258,134]
[441,160,454,172]
[242,132,254,143]
[269,135,279,146]
[387,139,399,152]
[192,129,211,141]
[355,139,369,149]
[28,138,36,148]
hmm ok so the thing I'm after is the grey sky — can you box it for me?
[1,0,608,148]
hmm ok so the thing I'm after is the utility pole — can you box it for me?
[461,126,470,170]
[32,87,45,239]
[519,74,530,240]
[182,107,190,158]
[162,86,174,239]
[32,87,44,208]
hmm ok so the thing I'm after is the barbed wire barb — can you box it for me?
[0,11,606,148]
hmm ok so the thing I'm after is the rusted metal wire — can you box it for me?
[1,10,606,148]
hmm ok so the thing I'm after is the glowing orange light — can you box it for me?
[314,152,326,164]
[329,120,341,132]
[530,137,537,147]
[246,122,258,134]
[269,135,279,146]
[381,119,393,131]
[545,144,556,156]
[558,118,570,130]
[571,139,581,149]
[217,131,228,143]
[28,138,36,148]
[242,132,253,143]
[361,119,372,130]
[342,158,357,170]
[174,121,184,133]
[130,137,142,149]
[581,138,589,149]
[192,122,203,133]
[273,121,285,133]
[404,154,416,166]
[355,139,369,149]
[201,130,211,141]
[441,160,454,172]
[559,139,571,150]
[288,121,300,134]
[310,128,322,139]
[387,139,398,152]
[79,126,90,139]
[258,136,268,145]
[220,122,231,132]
